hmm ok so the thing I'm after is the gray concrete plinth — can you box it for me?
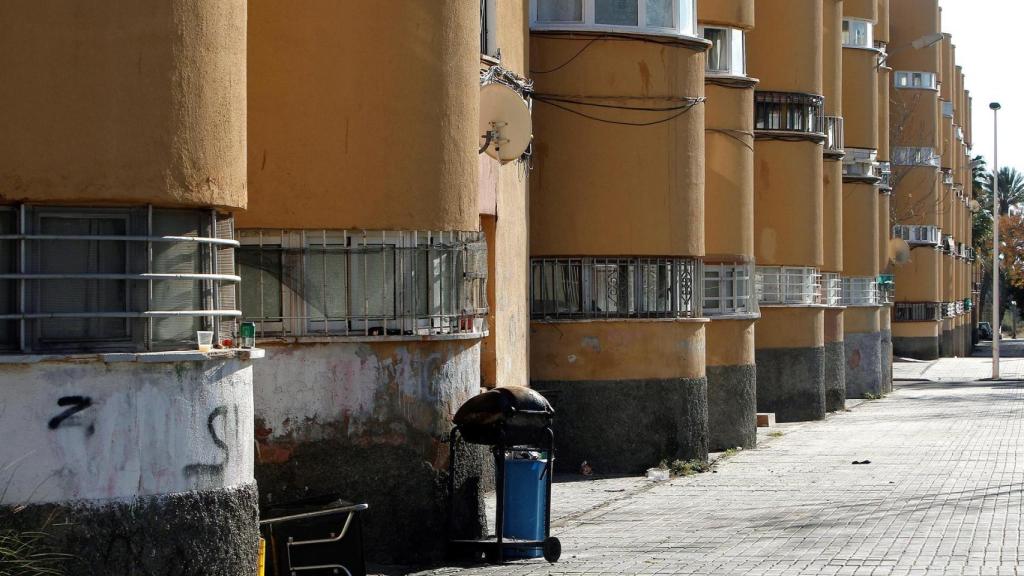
[2,483,259,576]
[846,331,884,398]
[825,341,846,412]
[894,335,940,360]
[708,364,757,451]
[880,328,893,393]
[755,346,826,422]
[534,378,709,475]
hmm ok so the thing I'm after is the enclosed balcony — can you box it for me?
[754,91,826,139]
[755,266,822,306]
[530,0,698,38]
[892,224,941,247]
[820,272,843,307]
[841,277,881,307]
[892,147,941,167]
[843,148,880,181]
[701,25,746,76]
[823,116,845,157]
[703,263,757,317]
[893,302,942,322]
[894,71,938,90]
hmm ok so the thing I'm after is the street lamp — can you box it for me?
[992,101,1002,379]
[877,33,945,67]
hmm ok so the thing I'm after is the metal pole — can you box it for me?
[992,102,1002,379]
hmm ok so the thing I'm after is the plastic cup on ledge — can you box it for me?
[197,331,214,353]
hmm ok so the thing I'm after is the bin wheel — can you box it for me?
[543,537,562,563]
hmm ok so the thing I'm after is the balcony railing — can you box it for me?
[820,272,842,307]
[943,170,954,185]
[530,257,701,320]
[703,263,757,317]
[756,266,822,306]
[754,92,825,136]
[943,302,957,319]
[841,277,880,307]
[878,274,895,305]
[893,302,942,322]
[878,162,892,191]
[893,225,941,247]
[823,116,844,156]
[843,148,879,180]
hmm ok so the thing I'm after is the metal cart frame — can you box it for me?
[260,502,368,576]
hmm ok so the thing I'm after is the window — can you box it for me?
[892,147,940,167]
[756,267,821,306]
[893,225,941,246]
[878,162,892,191]
[754,92,824,134]
[531,257,700,319]
[843,148,878,178]
[0,205,237,353]
[531,0,696,37]
[823,116,844,155]
[842,19,874,48]
[481,0,498,57]
[238,230,487,338]
[703,264,757,316]
[894,71,938,90]
[893,302,941,322]
[701,26,746,75]
[820,273,842,307]
[942,101,954,118]
[841,277,880,307]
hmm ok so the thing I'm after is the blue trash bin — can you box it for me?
[501,452,549,558]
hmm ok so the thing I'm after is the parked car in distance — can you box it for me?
[978,322,993,340]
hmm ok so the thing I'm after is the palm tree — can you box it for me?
[982,167,1024,216]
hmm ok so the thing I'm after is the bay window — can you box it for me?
[701,26,746,76]
[894,71,938,90]
[756,267,821,306]
[531,0,697,37]
[892,147,940,167]
[843,148,878,179]
[841,277,880,307]
[755,92,824,134]
[842,19,874,48]
[703,263,756,316]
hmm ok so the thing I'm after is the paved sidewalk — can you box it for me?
[393,381,1024,576]
[894,339,1024,381]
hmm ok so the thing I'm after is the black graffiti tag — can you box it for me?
[48,396,93,432]
[183,405,230,480]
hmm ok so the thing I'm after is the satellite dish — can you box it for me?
[889,238,912,266]
[479,83,532,163]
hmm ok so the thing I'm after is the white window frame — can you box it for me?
[700,26,746,76]
[530,0,698,39]
[481,0,499,58]
[841,276,880,307]
[756,266,821,306]
[892,146,940,167]
[842,18,874,49]
[703,263,757,316]
[892,224,941,246]
[894,71,938,90]
[843,148,878,178]
[942,100,954,118]
[820,272,842,307]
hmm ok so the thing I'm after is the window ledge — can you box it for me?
[706,313,761,321]
[758,304,830,309]
[256,332,488,346]
[531,317,710,324]
[530,27,710,49]
[842,44,882,53]
[0,348,265,365]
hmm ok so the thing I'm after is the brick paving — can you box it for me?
[392,355,1024,575]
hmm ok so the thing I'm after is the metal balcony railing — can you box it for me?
[823,116,844,155]
[754,91,825,136]
[878,162,892,191]
[841,277,880,307]
[893,302,942,322]
[820,272,842,307]
[893,225,941,247]
[756,266,822,306]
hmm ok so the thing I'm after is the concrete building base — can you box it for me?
[755,347,826,422]
[708,364,757,451]
[845,331,884,398]
[2,483,259,576]
[941,328,955,358]
[824,341,846,412]
[893,335,940,360]
[880,327,893,393]
[534,378,709,475]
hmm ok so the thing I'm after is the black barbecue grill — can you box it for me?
[448,386,560,563]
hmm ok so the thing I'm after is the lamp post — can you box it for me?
[992,102,1002,379]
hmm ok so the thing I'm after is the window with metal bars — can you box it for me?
[530,257,700,320]
[703,263,757,316]
[820,273,843,307]
[841,277,880,307]
[755,266,822,306]
[236,230,488,338]
[892,302,941,322]
[0,206,237,353]
[754,92,824,134]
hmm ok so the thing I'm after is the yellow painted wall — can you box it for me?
[824,160,844,273]
[480,1,530,389]
[755,141,824,267]
[896,249,940,302]
[823,0,843,116]
[748,0,823,95]
[847,306,881,334]
[893,321,940,338]
[845,0,877,20]
[698,0,755,29]
[876,0,890,44]
[842,50,879,150]
[826,308,845,344]
[878,67,891,161]
[893,166,939,226]
[758,308,825,349]
[879,192,891,273]
[705,85,755,262]
[707,319,756,367]
[530,320,707,381]
[529,34,705,257]
[243,0,479,231]
[843,182,880,277]
[0,0,247,209]
[888,0,940,73]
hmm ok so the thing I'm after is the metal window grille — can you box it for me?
[892,147,940,167]
[755,266,821,306]
[893,302,941,322]
[893,225,941,247]
[703,263,757,316]
[823,116,845,155]
[530,257,701,320]
[754,91,824,134]
[878,162,892,191]
[0,205,238,353]
[237,230,487,338]
[942,170,954,185]
[820,273,843,307]
[841,277,880,307]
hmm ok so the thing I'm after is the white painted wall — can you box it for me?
[0,356,255,504]
[254,340,480,443]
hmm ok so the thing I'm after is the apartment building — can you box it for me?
[699,0,758,451]
[889,0,976,360]
[243,1,530,562]
[529,0,709,473]
[877,0,895,392]
[748,0,827,422]
[841,0,886,397]
[0,2,259,573]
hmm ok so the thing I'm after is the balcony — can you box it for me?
[893,302,942,322]
[892,147,941,167]
[943,302,957,319]
[943,170,954,186]
[530,0,699,39]
[893,225,941,247]
[820,272,842,307]
[756,266,822,306]
[754,92,825,141]
[841,277,880,307]
[878,162,892,191]
[843,148,879,181]
[822,116,844,157]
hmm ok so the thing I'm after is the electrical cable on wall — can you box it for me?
[532,93,705,127]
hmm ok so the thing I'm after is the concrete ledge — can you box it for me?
[846,332,884,398]
[0,348,265,365]
[893,336,940,360]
